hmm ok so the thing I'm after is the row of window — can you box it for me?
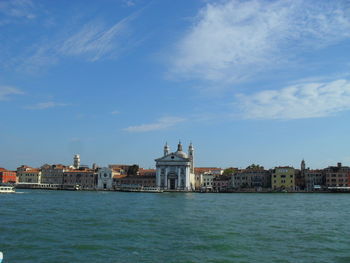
[273,180,293,184]
[273,175,293,178]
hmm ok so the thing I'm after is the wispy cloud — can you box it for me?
[111,110,120,115]
[59,15,134,62]
[15,11,139,72]
[0,86,24,100]
[25,101,68,110]
[0,0,36,22]
[123,0,136,7]
[236,79,350,120]
[171,0,350,83]
[124,117,186,132]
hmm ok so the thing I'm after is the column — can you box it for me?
[177,166,181,189]
[156,167,161,187]
[165,167,169,189]
[185,166,189,190]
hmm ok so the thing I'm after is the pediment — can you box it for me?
[155,153,189,162]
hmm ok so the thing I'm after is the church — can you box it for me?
[155,142,195,191]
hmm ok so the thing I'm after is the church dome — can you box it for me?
[175,151,188,158]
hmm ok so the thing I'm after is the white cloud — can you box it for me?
[25,101,68,110]
[124,117,186,132]
[171,0,350,82]
[0,86,24,100]
[111,110,120,115]
[236,79,350,119]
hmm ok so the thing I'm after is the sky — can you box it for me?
[1,0,350,170]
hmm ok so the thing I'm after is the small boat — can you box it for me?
[141,186,163,193]
[0,186,15,193]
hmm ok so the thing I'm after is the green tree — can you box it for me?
[223,167,238,176]
[246,164,264,170]
[127,164,139,176]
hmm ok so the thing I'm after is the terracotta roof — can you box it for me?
[194,167,222,174]
[139,169,156,176]
[64,169,94,173]
[113,174,127,179]
[19,168,40,173]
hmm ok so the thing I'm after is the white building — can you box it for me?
[155,142,195,191]
[97,167,113,190]
[202,173,215,190]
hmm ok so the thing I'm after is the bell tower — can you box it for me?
[188,142,194,174]
[164,142,170,156]
[301,159,305,171]
[74,154,80,169]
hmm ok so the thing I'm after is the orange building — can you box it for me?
[0,168,17,184]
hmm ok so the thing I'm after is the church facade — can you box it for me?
[155,142,195,191]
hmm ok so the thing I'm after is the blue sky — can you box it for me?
[1,0,350,170]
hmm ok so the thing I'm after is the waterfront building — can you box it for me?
[62,168,96,190]
[201,172,215,191]
[0,168,17,184]
[41,164,68,185]
[232,166,271,190]
[138,168,156,177]
[194,167,223,176]
[212,176,231,192]
[17,165,41,184]
[324,163,350,188]
[195,173,203,190]
[305,169,325,191]
[272,167,295,191]
[108,164,131,175]
[155,142,195,191]
[194,167,223,190]
[97,167,113,190]
[114,175,156,188]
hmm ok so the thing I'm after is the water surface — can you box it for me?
[1,190,349,263]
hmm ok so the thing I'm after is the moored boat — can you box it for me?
[141,186,163,193]
[0,185,15,193]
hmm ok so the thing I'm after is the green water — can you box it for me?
[1,190,350,263]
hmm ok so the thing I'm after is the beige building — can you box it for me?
[272,167,295,191]
[41,164,68,185]
[17,165,41,184]
[63,169,97,190]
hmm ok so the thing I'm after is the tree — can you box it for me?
[223,167,238,176]
[127,165,139,176]
[246,164,264,170]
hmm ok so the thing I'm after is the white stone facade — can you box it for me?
[97,167,113,190]
[155,142,195,191]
